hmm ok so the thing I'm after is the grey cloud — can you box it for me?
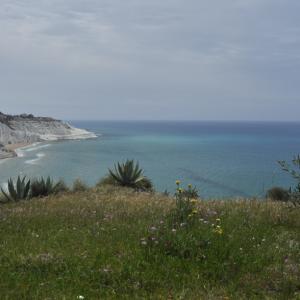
[0,0,299,120]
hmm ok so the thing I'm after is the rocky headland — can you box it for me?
[0,112,96,159]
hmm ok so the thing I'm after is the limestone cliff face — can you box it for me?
[0,112,96,159]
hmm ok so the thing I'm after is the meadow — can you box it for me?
[0,183,299,299]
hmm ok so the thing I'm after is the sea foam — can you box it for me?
[25,153,46,165]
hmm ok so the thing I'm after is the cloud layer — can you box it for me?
[0,0,299,120]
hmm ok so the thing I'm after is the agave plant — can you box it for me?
[30,176,66,198]
[107,160,153,191]
[1,176,31,202]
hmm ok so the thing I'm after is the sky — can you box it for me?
[0,0,300,121]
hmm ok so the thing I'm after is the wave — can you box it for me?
[23,143,51,152]
[14,143,51,158]
[25,153,46,165]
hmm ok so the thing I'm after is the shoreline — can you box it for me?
[0,142,33,162]
[0,130,97,162]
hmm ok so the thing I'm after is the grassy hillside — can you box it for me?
[0,186,299,299]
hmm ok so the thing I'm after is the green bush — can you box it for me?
[30,177,64,198]
[266,187,290,202]
[54,179,69,194]
[105,160,153,191]
[72,178,88,192]
[1,176,31,202]
[278,155,300,205]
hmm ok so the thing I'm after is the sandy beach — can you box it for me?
[4,142,32,152]
[0,142,32,160]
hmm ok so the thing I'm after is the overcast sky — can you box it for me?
[0,0,299,121]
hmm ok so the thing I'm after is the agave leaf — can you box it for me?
[1,188,11,202]
[106,160,153,190]
[109,168,121,183]
[25,180,31,199]
[8,178,18,201]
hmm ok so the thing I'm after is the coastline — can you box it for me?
[0,128,97,162]
[0,142,35,161]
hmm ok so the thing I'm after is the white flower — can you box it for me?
[77,296,84,300]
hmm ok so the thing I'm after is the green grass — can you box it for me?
[0,186,299,299]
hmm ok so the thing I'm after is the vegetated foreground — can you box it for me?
[0,186,299,299]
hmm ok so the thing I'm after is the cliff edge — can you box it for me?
[0,112,96,159]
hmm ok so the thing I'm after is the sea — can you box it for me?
[1,121,300,199]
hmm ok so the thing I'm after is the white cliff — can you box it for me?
[0,112,96,159]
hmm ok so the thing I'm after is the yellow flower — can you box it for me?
[188,184,192,188]
[176,180,181,186]
[213,228,223,235]
[178,188,183,193]
[192,209,198,214]
[190,199,197,204]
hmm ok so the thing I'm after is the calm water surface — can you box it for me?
[1,121,300,198]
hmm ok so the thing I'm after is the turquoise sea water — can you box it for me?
[1,121,300,198]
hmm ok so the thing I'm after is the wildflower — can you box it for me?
[150,226,157,231]
[180,222,186,227]
[188,184,192,188]
[216,218,221,222]
[159,220,164,224]
[192,209,198,214]
[77,296,84,300]
[188,214,193,218]
[213,227,223,235]
[190,199,197,204]
[141,241,147,246]
[178,188,183,193]
[172,228,177,233]
[176,180,181,186]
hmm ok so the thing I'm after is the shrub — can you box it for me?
[55,179,69,194]
[30,177,64,198]
[173,181,199,222]
[96,175,115,187]
[278,155,300,205]
[105,160,153,191]
[1,176,31,202]
[181,183,200,199]
[266,187,290,202]
[72,178,88,192]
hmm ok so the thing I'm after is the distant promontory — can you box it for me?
[0,112,96,160]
